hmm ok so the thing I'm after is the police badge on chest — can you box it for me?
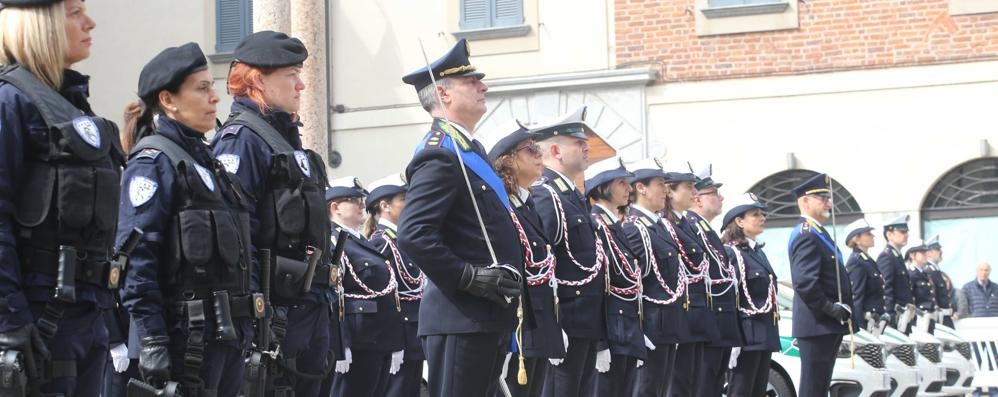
[72,116,101,149]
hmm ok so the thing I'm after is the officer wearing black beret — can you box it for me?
[787,173,852,397]
[397,39,523,397]
[211,30,337,397]
[0,0,121,395]
[118,42,257,396]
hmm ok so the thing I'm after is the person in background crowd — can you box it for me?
[964,261,998,397]
[366,174,425,397]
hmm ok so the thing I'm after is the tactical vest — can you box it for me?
[131,135,252,300]
[0,65,124,285]
[221,111,330,301]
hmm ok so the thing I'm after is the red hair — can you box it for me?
[227,62,275,113]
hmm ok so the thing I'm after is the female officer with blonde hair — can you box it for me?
[0,0,122,394]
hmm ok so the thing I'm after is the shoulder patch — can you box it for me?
[554,178,569,193]
[128,176,158,207]
[216,153,240,174]
[218,124,243,138]
[800,221,811,232]
[134,148,162,160]
[193,164,216,192]
[423,130,445,148]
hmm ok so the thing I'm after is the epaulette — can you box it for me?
[384,228,397,239]
[554,178,569,193]
[134,148,162,161]
[640,217,653,227]
[423,130,445,148]
[217,124,242,138]
[531,176,548,187]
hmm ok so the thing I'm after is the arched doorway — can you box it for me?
[921,157,998,288]
[747,169,864,278]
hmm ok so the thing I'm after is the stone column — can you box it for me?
[253,0,291,34]
[291,0,329,156]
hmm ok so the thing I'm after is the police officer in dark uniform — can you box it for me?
[787,173,853,397]
[584,156,646,397]
[488,125,564,397]
[720,193,780,397]
[211,31,337,397]
[924,235,954,327]
[0,0,121,394]
[688,163,741,397]
[659,160,716,397]
[529,105,607,397]
[327,177,405,397]
[621,158,686,397]
[365,173,426,397]
[118,42,256,396]
[877,215,914,323]
[397,39,523,397]
[905,240,936,314]
[843,218,888,330]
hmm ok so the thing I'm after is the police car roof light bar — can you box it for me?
[416,38,499,267]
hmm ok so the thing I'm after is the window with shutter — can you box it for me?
[216,0,253,54]
[459,0,523,30]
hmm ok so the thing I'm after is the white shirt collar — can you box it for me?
[633,204,660,222]
[673,210,687,219]
[337,223,362,239]
[747,238,757,250]
[518,187,530,203]
[378,218,398,232]
[550,168,578,193]
[448,121,474,142]
[595,204,620,223]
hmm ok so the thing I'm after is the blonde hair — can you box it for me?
[0,2,68,88]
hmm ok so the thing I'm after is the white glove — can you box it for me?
[595,349,611,373]
[636,359,644,368]
[389,350,404,375]
[110,343,129,373]
[644,335,656,351]
[550,329,570,366]
[335,348,353,374]
[728,347,741,369]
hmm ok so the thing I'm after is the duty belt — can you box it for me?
[20,246,112,287]
[170,294,266,321]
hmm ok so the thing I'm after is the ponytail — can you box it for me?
[362,213,379,239]
[121,95,160,153]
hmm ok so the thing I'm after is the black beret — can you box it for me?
[0,0,61,8]
[487,123,536,163]
[402,38,484,92]
[137,42,207,99]
[233,31,308,68]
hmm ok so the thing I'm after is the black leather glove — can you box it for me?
[457,264,523,305]
[0,324,50,379]
[138,335,171,387]
[821,301,851,322]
